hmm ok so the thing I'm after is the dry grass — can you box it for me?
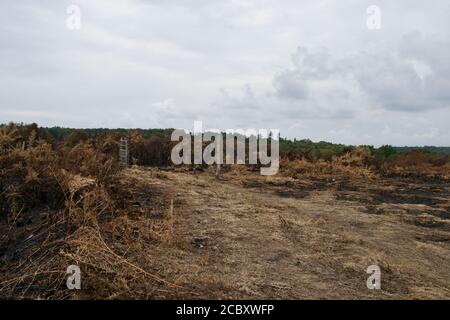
[382,151,450,179]
[0,125,176,299]
[1,124,449,299]
[281,147,377,179]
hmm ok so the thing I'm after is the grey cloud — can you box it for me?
[0,0,449,146]
[272,37,450,113]
[273,70,308,100]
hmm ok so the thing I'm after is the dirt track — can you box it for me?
[122,167,450,299]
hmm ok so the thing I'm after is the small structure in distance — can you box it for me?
[119,138,129,166]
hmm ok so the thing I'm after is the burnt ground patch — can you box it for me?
[334,177,449,211]
[275,190,309,199]
[426,209,450,220]
[336,181,359,192]
[241,176,335,199]
[403,216,450,232]
[109,176,169,220]
[415,233,450,243]
[369,189,446,206]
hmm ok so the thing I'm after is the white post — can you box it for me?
[119,138,129,165]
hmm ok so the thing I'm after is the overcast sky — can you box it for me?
[0,0,449,146]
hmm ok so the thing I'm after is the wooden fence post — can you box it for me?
[119,138,129,165]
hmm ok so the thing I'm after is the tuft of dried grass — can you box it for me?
[281,147,378,179]
[0,124,177,299]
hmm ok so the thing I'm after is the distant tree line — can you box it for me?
[1,122,449,168]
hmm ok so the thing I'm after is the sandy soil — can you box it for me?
[120,167,450,299]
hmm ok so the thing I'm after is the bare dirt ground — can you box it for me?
[120,167,450,299]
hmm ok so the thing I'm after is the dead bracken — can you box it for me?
[0,123,449,299]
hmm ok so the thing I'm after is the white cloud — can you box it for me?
[0,0,449,146]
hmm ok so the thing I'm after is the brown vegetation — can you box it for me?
[0,123,449,299]
[0,124,175,298]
